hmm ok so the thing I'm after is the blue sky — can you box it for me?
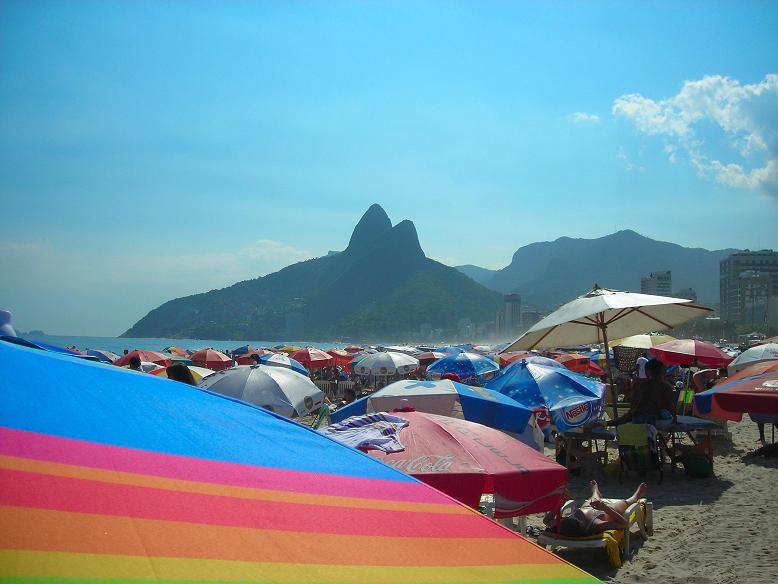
[1,1,777,335]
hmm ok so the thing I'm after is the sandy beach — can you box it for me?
[528,420,778,583]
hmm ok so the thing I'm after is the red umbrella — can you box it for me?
[418,351,447,365]
[190,349,233,371]
[554,353,592,373]
[649,339,733,368]
[499,352,531,367]
[694,370,778,421]
[368,411,567,518]
[235,348,275,365]
[114,349,171,367]
[290,347,334,369]
[326,349,354,367]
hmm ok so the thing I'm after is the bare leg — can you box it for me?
[626,482,648,505]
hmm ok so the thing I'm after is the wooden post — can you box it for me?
[600,319,619,419]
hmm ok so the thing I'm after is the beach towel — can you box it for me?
[321,412,409,453]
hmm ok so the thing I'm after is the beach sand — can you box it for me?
[527,420,778,583]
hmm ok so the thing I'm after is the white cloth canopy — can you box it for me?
[502,286,712,352]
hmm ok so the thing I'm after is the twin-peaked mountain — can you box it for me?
[122,205,503,340]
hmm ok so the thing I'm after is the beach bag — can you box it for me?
[681,452,713,478]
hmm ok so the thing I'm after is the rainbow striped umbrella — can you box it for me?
[0,340,599,584]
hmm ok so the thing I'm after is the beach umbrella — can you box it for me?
[382,345,422,356]
[150,365,216,384]
[649,339,733,368]
[553,353,594,374]
[437,345,467,354]
[330,378,533,435]
[258,352,309,376]
[418,351,447,365]
[290,347,334,369]
[114,349,171,367]
[326,349,355,367]
[486,360,605,432]
[353,351,419,376]
[235,348,275,365]
[190,348,233,370]
[343,345,364,353]
[326,411,567,518]
[231,344,253,356]
[168,354,194,365]
[694,370,778,421]
[161,345,189,357]
[86,349,120,364]
[609,334,676,349]
[277,344,300,354]
[499,352,532,367]
[503,355,564,370]
[502,285,711,415]
[199,365,323,417]
[0,339,599,583]
[727,343,778,375]
[426,352,499,386]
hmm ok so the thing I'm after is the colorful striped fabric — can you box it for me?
[0,340,600,583]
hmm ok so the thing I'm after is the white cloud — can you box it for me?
[613,74,778,198]
[571,112,601,124]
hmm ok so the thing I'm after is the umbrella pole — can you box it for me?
[600,323,619,419]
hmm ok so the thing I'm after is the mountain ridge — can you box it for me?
[456,229,738,309]
[122,205,502,340]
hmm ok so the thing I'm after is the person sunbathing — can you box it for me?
[544,480,648,536]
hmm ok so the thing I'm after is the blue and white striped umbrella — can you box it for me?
[486,360,605,432]
[259,353,309,376]
[330,378,532,435]
[426,352,500,386]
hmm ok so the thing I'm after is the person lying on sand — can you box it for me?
[543,480,648,536]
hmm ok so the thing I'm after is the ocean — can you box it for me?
[21,334,346,355]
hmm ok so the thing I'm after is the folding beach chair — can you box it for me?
[537,498,653,568]
[618,423,663,483]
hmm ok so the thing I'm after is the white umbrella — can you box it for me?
[353,351,419,376]
[727,343,778,375]
[381,345,422,356]
[502,285,712,415]
[609,333,676,350]
[199,365,324,418]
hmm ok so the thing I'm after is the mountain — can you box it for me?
[122,204,503,340]
[454,264,498,286]
[457,230,737,310]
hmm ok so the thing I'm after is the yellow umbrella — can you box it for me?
[610,334,676,349]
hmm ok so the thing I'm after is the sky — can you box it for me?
[1,0,777,336]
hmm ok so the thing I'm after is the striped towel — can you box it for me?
[321,413,409,453]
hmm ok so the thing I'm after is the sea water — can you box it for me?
[21,333,344,355]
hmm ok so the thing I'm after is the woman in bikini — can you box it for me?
[544,480,648,536]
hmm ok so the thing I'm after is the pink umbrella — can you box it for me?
[190,349,233,371]
[114,349,171,367]
[367,411,567,518]
[649,339,733,368]
[290,347,334,369]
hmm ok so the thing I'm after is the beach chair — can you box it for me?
[618,423,663,483]
[537,498,653,568]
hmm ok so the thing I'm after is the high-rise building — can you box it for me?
[673,288,698,302]
[720,250,778,325]
[504,294,522,336]
[640,271,672,296]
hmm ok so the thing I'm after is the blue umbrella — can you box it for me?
[426,352,500,386]
[232,344,253,356]
[0,335,100,361]
[259,352,309,376]
[330,378,533,434]
[502,355,563,371]
[486,360,605,432]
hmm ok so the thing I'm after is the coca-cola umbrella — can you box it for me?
[649,339,733,368]
[190,348,233,371]
[694,370,778,421]
[114,349,171,367]
[355,412,567,518]
[290,347,334,369]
